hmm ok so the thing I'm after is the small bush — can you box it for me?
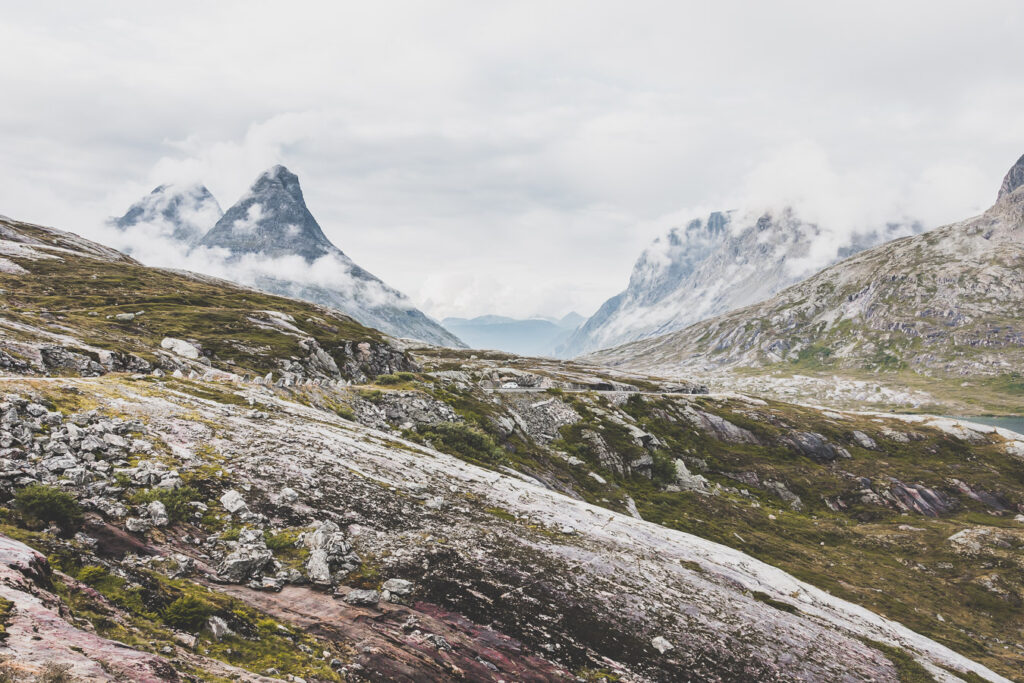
[0,659,16,683]
[0,597,14,642]
[128,486,201,523]
[374,372,418,385]
[265,530,302,554]
[13,485,82,533]
[76,565,109,587]
[35,662,74,683]
[650,450,678,486]
[357,389,383,403]
[416,422,505,465]
[162,595,214,633]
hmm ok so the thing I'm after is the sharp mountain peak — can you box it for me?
[198,165,339,262]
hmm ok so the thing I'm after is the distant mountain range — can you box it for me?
[588,153,1024,391]
[113,166,464,348]
[560,209,922,357]
[442,312,583,357]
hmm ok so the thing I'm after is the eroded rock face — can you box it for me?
[0,534,179,681]
[998,152,1024,200]
[302,521,360,586]
[887,481,956,518]
[338,341,419,383]
[377,391,458,429]
[216,529,274,584]
[783,431,851,463]
[683,407,759,444]
[498,394,580,444]
[0,373,1014,680]
[39,346,104,376]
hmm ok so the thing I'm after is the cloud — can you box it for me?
[92,214,415,315]
[2,1,1024,320]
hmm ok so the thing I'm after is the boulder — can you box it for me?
[147,501,169,527]
[206,616,232,641]
[343,588,380,606]
[850,431,878,450]
[651,636,674,654]
[783,432,851,463]
[673,459,709,493]
[305,549,332,586]
[220,490,249,514]
[215,530,273,583]
[382,578,414,603]
[161,337,201,360]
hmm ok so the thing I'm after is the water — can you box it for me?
[949,415,1024,437]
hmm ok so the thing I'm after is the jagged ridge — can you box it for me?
[561,208,921,358]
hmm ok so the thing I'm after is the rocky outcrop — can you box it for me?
[337,340,419,382]
[997,152,1024,200]
[0,534,179,681]
[682,407,759,444]
[302,521,360,586]
[377,391,459,429]
[215,528,274,584]
[496,394,581,444]
[783,431,851,463]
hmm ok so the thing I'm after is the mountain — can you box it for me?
[587,153,1024,408]
[0,213,1019,680]
[112,182,223,246]
[441,311,582,356]
[560,208,921,357]
[117,165,465,348]
[196,164,334,261]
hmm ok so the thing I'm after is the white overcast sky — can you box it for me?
[2,1,1023,319]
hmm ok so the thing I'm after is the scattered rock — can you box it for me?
[147,500,169,527]
[651,636,674,653]
[343,588,380,606]
[161,337,201,360]
[850,430,878,450]
[220,489,249,514]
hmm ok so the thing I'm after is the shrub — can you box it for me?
[128,485,200,523]
[374,372,417,385]
[162,595,214,633]
[417,422,504,465]
[264,529,299,553]
[650,450,678,486]
[13,485,82,532]
[0,597,13,642]
[76,565,109,586]
[35,662,74,683]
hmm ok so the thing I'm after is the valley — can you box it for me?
[0,214,1022,681]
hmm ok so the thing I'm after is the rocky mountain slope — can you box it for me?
[587,155,1024,413]
[0,215,414,384]
[0,213,1022,681]
[441,313,583,357]
[560,209,921,358]
[113,167,465,349]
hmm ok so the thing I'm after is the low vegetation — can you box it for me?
[13,485,82,534]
